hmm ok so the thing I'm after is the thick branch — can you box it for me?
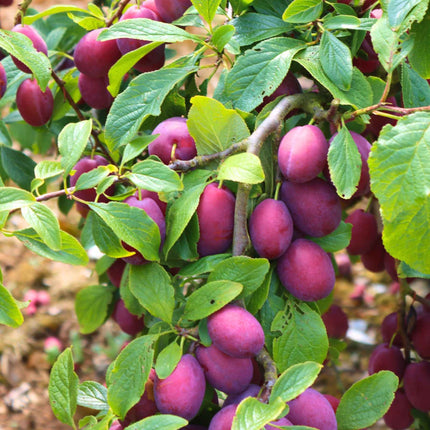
[105,0,132,26]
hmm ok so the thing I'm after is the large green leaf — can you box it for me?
[77,381,108,411]
[0,146,36,191]
[155,341,182,379]
[218,153,265,184]
[310,221,352,253]
[191,0,221,24]
[401,62,430,108]
[388,0,422,28]
[283,0,323,23]
[187,96,250,155]
[368,112,430,273]
[0,284,24,327]
[408,9,430,79]
[216,37,306,112]
[0,187,35,212]
[125,415,188,430]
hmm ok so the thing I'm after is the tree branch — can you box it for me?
[105,0,132,27]
[256,347,277,403]
[14,0,32,25]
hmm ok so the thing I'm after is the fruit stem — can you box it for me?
[274,181,281,201]
[14,0,32,25]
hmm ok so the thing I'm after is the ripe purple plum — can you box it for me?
[16,78,53,127]
[353,34,379,75]
[109,421,123,430]
[287,388,338,430]
[148,117,196,164]
[345,209,378,255]
[197,183,235,257]
[196,344,253,394]
[116,5,165,73]
[277,239,335,302]
[411,313,430,359]
[324,394,340,412]
[280,178,342,238]
[69,155,114,217]
[74,28,122,78]
[368,343,406,379]
[112,299,145,336]
[207,304,265,358]
[11,25,48,73]
[381,312,405,348]
[403,361,430,412]
[208,404,237,430]
[120,369,158,426]
[131,189,167,215]
[384,252,399,282]
[153,0,191,22]
[383,389,414,430]
[360,234,385,272]
[224,384,260,407]
[78,74,114,110]
[154,354,206,420]
[278,125,328,183]
[265,418,293,429]
[249,199,293,260]
[365,96,399,138]
[121,196,166,265]
[322,305,349,339]
[0,0,14,6]
[107,259,126,288]
[0,63,6,99]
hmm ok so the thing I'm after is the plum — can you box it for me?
[384,252,399,282]
[196,344,253,394]
[0,63,6,99]
[353,34,379,75]
[322,305,349,339]
[411,313,430,359]
[365,96,399,138]
[249,198,293,260]
[74,28,122,78]
[207,304,265,358]
[153,0,191,22]
[208,404,237,430]
[109,421,123,430]
[381,312,409,348]
[383,389,414,430]
[120,196,166,265]
[287,388,337,430]
[131,189,167,215]
[368,343,406,379]
[323,394,340,412]
[277,239,335,302]
[224,384,261,407]
[11,25,48,73]
[148,117,196,164]
[112,299,144,336]
[107,259,126,288]
[197,183,235,257]
[78,74,114,110]
[403,361,430,412]
[16,78,53,127]
[361,234,385,272]
[154,354,206,420]
[116,5,165,73]
[280,178,342,238]
[278,125,328,183]
[265,418,293,429]
[345,209,378,255]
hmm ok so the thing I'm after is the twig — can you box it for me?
[14,0,32,25]
[105,0,132,27]
[256,347,277,403]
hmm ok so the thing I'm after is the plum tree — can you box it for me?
[277,239,335,302]
[154,354,206,420]
[16,78,53,127]
[249,198,293,260]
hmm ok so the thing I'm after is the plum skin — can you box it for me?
[278,125,328,183]
[112,299,145,336]
[403,361,430,412]
[154,354,206,420]
[345,209,378,255]
[383,389,414,430]
[208,404,237,430]
[195,344,253,394]
[367,343,406,379]
[322,304,349,339]
[207,304,265,359]
[410,313,430,359]
[78,74,114,110]
[0,63,7,99]
[277,239,335,302]
[249,199,293,260]
[16,78,54,127]
[153,0,191,22]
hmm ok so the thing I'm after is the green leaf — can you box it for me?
[58,120,93,177]
[121,136,157,167]
[310,221,352,253]
[211,24,235,52]
[75,285,116,334]
[218,153,265,184]
[191,0,221,24]
[368,112,430,273]
[328,126,362,199]
[271,361,322,403]
[0,30,51,90]
[14,228,89,266]
[155,341,182,379]
[183,280,243,321]
[282,0,323,23]
[323,15,369,31]
[74,166,111,192]
[178,253,230,277]
[217,37,306,111]
[401,62,430,108]
[35,160,64,180]
[0,119,12,146]
[49,348,79,429]
[125,415,188,430]
[231,13,293,47]
[336,371,398,430]
[388,0,422,28]
[320,31,353,91]
[408,10,430,79]
[107,335,155,419]
[77,381,109,411]
[88,202,160,262]
[105,64,198,151]
[99,18,203,44]
[129,263,175,323]
[21,203,61,250]
[232,396,286,430]
[273,302,328,372]
[294,46,373,109]
[187,96,250,155]
[0,187,35,212]
[398,261,430,279]
[22,5,94,24]
[0,284,24,327]
[208,256,270,297]
[128,159,183,193]
[0,146,36,191]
